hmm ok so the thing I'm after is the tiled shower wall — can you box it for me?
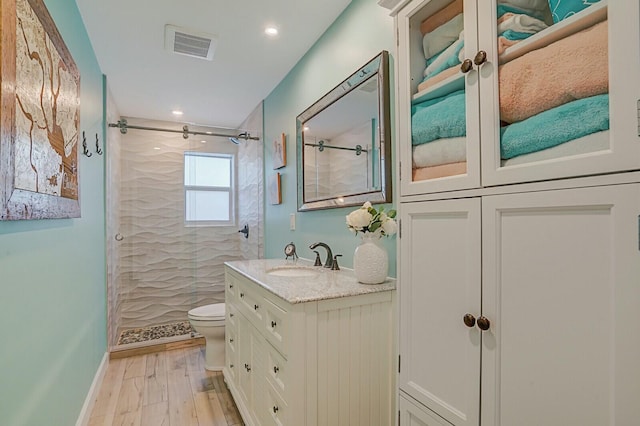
[106,107,263,343]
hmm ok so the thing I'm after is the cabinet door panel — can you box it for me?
[399,198,481,426]
[482,184,640,425]
[480,0,640,186]
[400,393,454,426]
[398,0,481,196]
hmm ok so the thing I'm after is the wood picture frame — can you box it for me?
[268,173,282,205]
[273,132,286,169]
[0,0,81,220]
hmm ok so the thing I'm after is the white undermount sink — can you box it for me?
[266,265,321,277]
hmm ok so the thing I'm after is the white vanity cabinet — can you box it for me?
[398,183,640,425]
[395,0,640,197]
[223,263,396,426]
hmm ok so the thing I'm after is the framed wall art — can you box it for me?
[268,173,282,205]
[273,132,286,169]
[1,0,81,220]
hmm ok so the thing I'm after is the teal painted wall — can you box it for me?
[0,0,106,424]
[263,0,397,275]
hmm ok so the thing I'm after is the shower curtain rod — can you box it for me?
[305,140,368,155]
[108,119,260,140]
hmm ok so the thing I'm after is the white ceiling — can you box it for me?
[76,0,352,130]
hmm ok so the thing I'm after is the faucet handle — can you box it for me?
[313,250,322,266]
[331,254,342,271]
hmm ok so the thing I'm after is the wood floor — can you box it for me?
[89,345,243,425]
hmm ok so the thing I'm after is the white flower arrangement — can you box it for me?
[346,201,398,237]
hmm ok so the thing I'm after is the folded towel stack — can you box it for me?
[412,90,466,147]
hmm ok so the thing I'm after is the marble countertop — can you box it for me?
[225,258,396,304]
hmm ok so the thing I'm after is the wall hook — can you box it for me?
[82,131,92,157]
[95,133,103,155]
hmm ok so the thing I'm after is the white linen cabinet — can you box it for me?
[398,184,640,425]
[394,0,640,197]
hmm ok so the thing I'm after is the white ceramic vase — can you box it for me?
[353,233,388,284]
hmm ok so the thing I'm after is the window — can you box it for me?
[184,152,234,226]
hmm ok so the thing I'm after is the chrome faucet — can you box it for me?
[309,242,333,268]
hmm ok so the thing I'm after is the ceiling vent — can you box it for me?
[165,25,217,61]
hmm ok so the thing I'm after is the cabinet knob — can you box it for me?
[240,292,244,298]
[230,313,234,318]
[271,320,277,328]
[229,284,233,289]
[254,304,259,310]
[230,363,234,368]
[273,365,279,374]
[477,316,491,331]
[273,406,279,414]
[463,313,476,328]
[474,50,487,66]
[244,363,251,372]
[460,59,473,73]
[229,338,234,343]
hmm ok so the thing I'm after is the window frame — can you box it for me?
[183,151,236,227]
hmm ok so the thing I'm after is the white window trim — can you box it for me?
[184,152,235,227]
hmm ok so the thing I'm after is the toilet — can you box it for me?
[188,303,225,371]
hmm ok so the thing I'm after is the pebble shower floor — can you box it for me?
[117,321,194,345]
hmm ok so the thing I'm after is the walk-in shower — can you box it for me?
[105,104,264,351]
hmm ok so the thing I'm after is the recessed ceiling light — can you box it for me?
[265,26,278,36]
[201,140,206,144]
[153,147,161,150]
[172,110,183,116]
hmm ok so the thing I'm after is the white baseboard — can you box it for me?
[75,352,109,426]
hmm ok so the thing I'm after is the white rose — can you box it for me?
[346,208,373,230]
[363,201,372,209]
[381,218,397,236]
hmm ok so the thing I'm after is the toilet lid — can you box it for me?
[188,303,225,320]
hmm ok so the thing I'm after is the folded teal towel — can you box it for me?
[412,90,466,146]
[500,30,535,41]
[501,94,609,159]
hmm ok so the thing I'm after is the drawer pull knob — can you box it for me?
[460,59,473,73]
[240,292,244,298]
[229,338,234,343]
[244,363,251,372]
[254,304,259,310]
[273,406,279,414]
[230,364,234,368]
[477,316,491,331]
[474,50,487,66]
[271,320,277,328]
[463,313,476,328]
[230,313,234,318]
[229,284,234,289]
[273,365,279,374]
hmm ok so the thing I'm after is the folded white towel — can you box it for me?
[412,136,467,168]
[422,13,464,60]
[424,31,464,77]
[497,13,548,35]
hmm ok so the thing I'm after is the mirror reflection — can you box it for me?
[297,51,391,211]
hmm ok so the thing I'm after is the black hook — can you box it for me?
[238,224,249,239]
[82,131,91,157]
[95,133,103,155]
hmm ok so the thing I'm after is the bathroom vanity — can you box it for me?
[223,259,396,426]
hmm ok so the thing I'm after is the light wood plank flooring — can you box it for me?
[89,346,243,425]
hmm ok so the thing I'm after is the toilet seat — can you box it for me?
[188,303,225,320]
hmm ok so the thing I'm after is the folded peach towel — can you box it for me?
[499,20,608,123]
[413,162,467,181]
[417,65,460,93]
[421,0,463,35]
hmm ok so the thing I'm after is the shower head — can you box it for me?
[228,131,259,144]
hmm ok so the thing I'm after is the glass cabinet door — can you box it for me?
[398,0,481,196]
[479,0,640,186]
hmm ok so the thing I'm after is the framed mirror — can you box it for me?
[296,50,391,211]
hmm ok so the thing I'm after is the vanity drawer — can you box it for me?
[263,298,289,357]
[227,302,238,328]
[225,323,237,382]
[225,271,238,300]
[237,281,264,330]
[265,341,288,396]
[262,380,288,426]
